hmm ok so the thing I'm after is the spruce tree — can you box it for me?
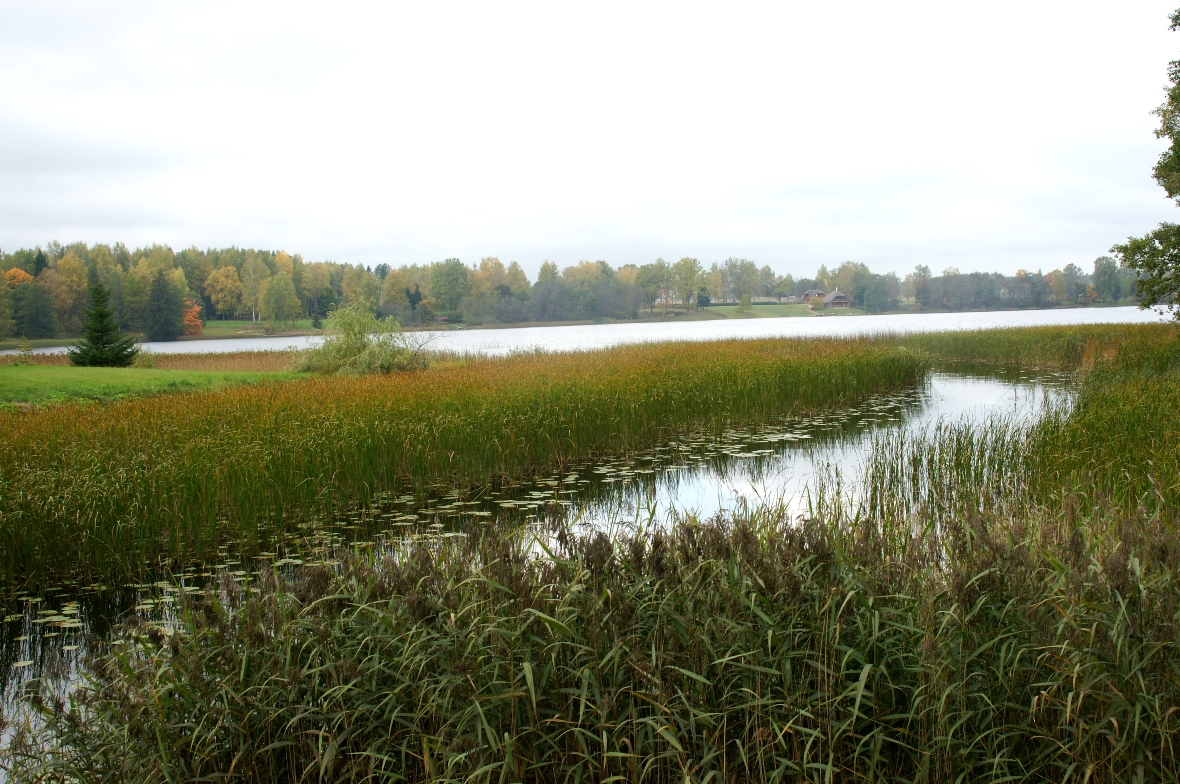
[0,286,14,340]
[68,283,139,367]
[12,282,58,338]
[145,271,183,341]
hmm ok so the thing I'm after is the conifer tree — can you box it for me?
[145,271,183,341]
[0,286,13,340]
[12,281,57,338]
[68,283,139,366]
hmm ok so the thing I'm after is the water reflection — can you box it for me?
[0,365,1069,705]
[561,366,1067,527]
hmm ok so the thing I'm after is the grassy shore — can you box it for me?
[0,364,293,406]
[896,322,1170,367]
[0,338,928,583]
[700,302,833,318]
[195,318,321,338]
[0,349,302,374]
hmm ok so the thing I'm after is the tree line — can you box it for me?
[0,240,1141,340]
[1,242,203,340]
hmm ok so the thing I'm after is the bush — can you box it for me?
[295,304,426,375]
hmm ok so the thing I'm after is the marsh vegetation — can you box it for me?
[0,336,927,582]
[1,323,1178,782]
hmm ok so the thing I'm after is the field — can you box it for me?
[4,323,1180,782]
[0,349,302,374]
[0,337,81,352]
[196,318,321,338]
[702,302,853,318]
[0,364,293,405]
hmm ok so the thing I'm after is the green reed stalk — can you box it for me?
[896,323,1175,368]
[14,503,1177,783]
[847,325,1180,530]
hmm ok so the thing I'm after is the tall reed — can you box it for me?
[898,322,1174,368]
[14,503,1177,782]
[0,338,928,583]
[847,325,1180,528]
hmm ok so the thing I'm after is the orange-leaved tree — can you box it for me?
[183,300,204,335]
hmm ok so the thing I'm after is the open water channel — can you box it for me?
[0,362,1070,711]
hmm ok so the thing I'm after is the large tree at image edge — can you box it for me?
[1113,8,1180,316]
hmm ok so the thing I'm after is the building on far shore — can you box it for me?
[823,290,851,309]
[802,289,826,305]
[784,295,800,304]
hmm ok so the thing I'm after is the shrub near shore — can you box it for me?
[0,338,928,583]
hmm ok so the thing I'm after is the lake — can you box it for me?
[12,305,1169,356]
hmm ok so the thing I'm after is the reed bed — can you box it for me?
[0,338,928,583]
[0,354,69,367]
[134,350,303,372]
[12,502,1178,783]
[840,325,1180,531]
[5,325,1180,782]
[897,322,1174,368]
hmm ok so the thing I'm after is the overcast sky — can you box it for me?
[2,1,1179,279]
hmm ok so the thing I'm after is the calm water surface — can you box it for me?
[14,305,1168,356]
[0,365,1067,705]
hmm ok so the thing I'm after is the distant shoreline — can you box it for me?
[0,301,1147,352]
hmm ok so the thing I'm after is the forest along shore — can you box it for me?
[0,242,1143,349]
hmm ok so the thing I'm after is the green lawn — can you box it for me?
[701,303,847,318]
[198,319,320,338]
[0,365,293,406]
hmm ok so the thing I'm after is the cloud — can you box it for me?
[0,0,1177,278]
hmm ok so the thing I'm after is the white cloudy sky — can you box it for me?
[1,1,1178,278]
